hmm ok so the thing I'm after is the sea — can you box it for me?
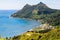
[0,10,41,37]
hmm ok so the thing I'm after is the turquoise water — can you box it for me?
[0,10,41,37]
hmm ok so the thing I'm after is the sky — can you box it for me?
[0,0,60,10]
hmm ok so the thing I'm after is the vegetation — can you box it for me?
[7,25,60,40]
[0,36,5,40]
[11,2,60,26]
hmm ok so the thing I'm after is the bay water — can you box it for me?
[0,10,41,37]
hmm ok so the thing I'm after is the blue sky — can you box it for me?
[0,0,60,10]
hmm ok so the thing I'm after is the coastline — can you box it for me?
[10,16,43,23]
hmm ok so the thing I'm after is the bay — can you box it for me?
[0,10,41,37]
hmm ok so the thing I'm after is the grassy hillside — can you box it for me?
[8,25,60,40]
[0,37,5,40]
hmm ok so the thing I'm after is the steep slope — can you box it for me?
[11,2,56,18]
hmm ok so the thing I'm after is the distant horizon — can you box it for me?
[0,0,60,10]
[0,9,17,10]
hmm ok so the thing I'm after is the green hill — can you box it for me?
[11,2,56,18]
[11,2,60,26]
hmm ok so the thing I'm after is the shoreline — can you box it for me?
[10,16,43,23]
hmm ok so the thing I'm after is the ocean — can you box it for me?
[0,10,41,37]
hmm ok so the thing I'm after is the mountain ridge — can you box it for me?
[11,2,60,26]
[11,2,56,17]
